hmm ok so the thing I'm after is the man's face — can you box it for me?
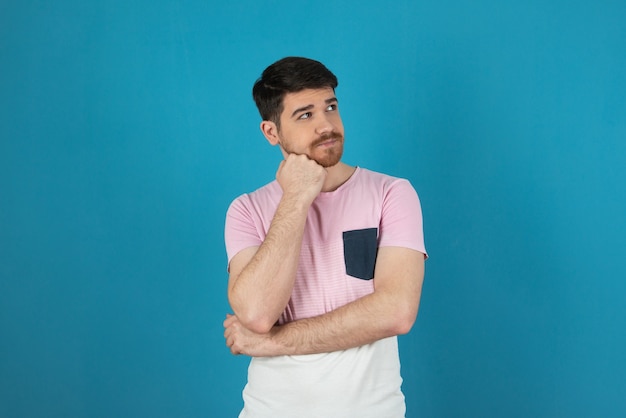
[276,87,345,168]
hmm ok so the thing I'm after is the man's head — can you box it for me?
[253,57,344,168]
[252,57,338,128]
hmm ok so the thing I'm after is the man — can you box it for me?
[223,57,427,417]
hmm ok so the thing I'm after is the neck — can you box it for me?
[322,162,356,192]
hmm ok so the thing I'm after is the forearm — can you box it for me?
[228,193,309,332]
[268,288,418,356]
[224,293,398,358]
[267,248,424,356]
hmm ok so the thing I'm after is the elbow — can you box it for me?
[229,293,278,334]
[240,315,276,334]
[230,302,276,334]
[388,307,418,336]
[393,316,416,335]
[385,286,422,336]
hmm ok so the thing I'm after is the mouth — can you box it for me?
[316,138,338,147]
[313,134,342,148]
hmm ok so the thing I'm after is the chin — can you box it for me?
[316,154,342,168]
[314,147,343,168]
[318,161,340,168]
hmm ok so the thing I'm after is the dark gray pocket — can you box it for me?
[343,228,378,280]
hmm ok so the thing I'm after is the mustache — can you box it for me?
[311,132,343,147]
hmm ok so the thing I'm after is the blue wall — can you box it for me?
[1,1,625,417]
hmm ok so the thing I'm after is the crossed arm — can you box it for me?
[224,244,425,357]
[224,154,425,357]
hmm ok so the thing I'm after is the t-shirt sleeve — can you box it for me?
[224,195,263,264]
[378,179,427,258]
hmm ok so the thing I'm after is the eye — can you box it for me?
[298,112,312,120]
[326,104,337,111]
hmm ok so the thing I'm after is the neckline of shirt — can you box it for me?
[316,166,361,199]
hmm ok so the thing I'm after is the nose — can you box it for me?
[315,113,336,135]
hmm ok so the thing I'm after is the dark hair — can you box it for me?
[252,57,338,127]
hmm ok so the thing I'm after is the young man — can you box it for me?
[223,57,427,417]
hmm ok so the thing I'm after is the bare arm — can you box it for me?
[225,246,425,356]
[228,154,326,334]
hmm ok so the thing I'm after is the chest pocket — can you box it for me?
[342,228,378,280]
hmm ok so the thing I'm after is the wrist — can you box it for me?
[266,325,293,356]
[280,192,313,215]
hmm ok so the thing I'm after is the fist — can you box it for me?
[276,154,327,205]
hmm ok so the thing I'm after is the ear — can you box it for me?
[260,120,280,146]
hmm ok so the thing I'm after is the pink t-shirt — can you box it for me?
[225,167,427,324]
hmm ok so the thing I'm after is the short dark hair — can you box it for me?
[252,57,338,127]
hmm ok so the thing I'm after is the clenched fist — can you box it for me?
[276,154,327,207]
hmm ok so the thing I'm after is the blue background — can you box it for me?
[1,1,625,417]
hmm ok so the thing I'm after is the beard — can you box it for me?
[281,132,344,168]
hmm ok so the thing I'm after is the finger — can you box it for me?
[228,338,240,355]
[223,314,236,327]
[224,320,238,337]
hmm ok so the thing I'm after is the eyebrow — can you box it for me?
[290,97,338,118]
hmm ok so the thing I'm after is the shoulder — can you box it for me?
[357,167,404,183]
[226,181,282,222]
[228,180,281,212]
[356,167,417,195]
